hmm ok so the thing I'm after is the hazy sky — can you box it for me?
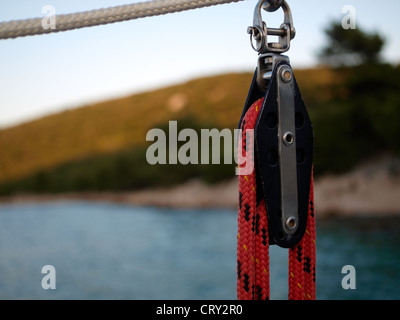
[0,0,399,128]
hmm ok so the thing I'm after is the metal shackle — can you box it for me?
[248,0,296,54]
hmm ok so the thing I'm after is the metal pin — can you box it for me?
[280,67,292,83]
[285,216,297,231]
[283,131,295,146]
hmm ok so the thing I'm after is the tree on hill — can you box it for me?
[319,22,385,67]
[311,22,400,175]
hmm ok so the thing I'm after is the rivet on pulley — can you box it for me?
[280,66,292,83]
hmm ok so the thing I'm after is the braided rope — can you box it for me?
[237,97,316,300]
[288,175,316,300]
[0,0,244,40]
[237,98,269,300]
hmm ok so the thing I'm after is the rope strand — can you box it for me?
[0,0,244,40]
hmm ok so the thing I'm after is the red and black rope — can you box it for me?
[237,98,316,300]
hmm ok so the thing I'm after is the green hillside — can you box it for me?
[1,64,399,195]
[0,73,254,184]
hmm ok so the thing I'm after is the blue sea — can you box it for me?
[0,201,399,300]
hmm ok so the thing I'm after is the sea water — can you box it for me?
[0,201,399,300]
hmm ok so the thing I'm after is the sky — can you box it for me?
[0,0,399,128]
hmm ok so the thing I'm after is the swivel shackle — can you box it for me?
[248,0,296,54]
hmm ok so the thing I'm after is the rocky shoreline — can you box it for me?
[1,156,400,217]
